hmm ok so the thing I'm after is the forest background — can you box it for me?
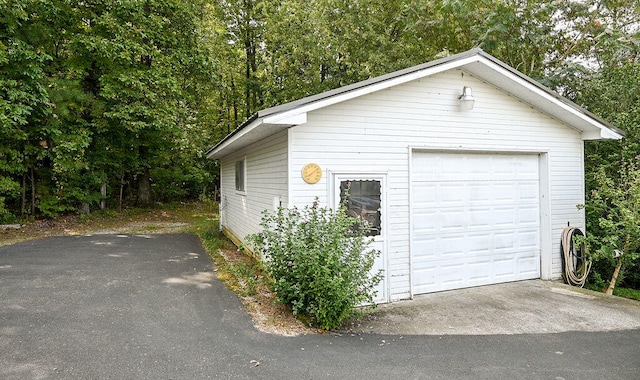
[2,0,640,290]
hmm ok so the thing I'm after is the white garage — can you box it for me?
[207,48,624,303]
[411,152,541,294]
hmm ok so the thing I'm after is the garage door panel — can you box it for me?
[416,207,530,231]
[466,233,494,252]
[411,239,437,262]
[468,263,492,280]
[411,152,541,294]
[519,182,539,200]
[412,210,438,230]
[412,182,437,203]
[438,158,467,177]
[515,158,539,177]
[416,229,533,253]
[494,233,515,250]
[492,183,519,201]
[440,265,465,287]
[469,184,493,202]
[439,235,467,256]
[439,184,467,204]
[469,208,492,227]
[519,207,539,224]
[492,207,518,226]
[519,230,540,248]
[517,261,539,278]
[441,211,466,229]
[417,155,539,182]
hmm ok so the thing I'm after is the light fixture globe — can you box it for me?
[459,86,475,111]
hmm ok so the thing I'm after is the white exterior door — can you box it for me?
[333,174,388,304]
[411,152,541,294]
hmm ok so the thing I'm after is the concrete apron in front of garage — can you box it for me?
[346,280,640,335]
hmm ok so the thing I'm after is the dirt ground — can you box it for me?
[0,211,188,246]
[214,246,317,336]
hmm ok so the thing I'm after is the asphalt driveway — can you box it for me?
[1,234,639,379]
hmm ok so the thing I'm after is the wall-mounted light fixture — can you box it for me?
[458,86,475,111]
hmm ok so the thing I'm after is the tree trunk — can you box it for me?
[21,173,26,215]
[100,182,107,210]
[79,202,90,215]
[606,257,624,295]
[119,176,124,211]
[137,167,151,206]
[30,168,35,215]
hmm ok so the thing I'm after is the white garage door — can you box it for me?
[411,152,541,294]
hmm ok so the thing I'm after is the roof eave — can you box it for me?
[469,53,624,140]
[206,114,261,159]
[206,112,309,159]
[206,48,624,159]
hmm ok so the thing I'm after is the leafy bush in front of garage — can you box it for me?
[246,199,382,330]
[581,158,640,295]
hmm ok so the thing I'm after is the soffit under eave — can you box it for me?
[206,121,292,159]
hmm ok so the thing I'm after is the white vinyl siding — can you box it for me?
[219,130,288,245]
[288,69,584,301]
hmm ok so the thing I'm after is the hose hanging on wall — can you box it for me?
[561,226,591,287]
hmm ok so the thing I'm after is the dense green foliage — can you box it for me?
[1,0,218,221]
[580,61,640,290]
[247,201,382,330]
[580,159,640,293]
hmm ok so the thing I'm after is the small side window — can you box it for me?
[340,180,381,236]
[235,159,245,192]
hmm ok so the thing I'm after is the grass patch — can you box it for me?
[586,282,640,302]
[178,202,268,297]
[613,287,640,301]
[226,257,264,297]
[1,201,220,245]
[198,230,266,297]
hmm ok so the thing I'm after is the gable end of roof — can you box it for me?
[206,48,623,159]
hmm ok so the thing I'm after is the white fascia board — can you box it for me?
[206,118,264,159]
[581,130,602,140]
[207,114,308,159]
[263,112,307,125]
[600,127,624,140]
[582,127,623,141]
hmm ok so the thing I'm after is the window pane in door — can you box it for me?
[340,180,381,236]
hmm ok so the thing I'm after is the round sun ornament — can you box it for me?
[301,163,322,184]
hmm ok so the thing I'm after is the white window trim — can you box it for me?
[235,156,247,195]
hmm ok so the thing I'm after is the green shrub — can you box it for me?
[581,158,640,294]
[247,199,382,330]
[0,198,16,224]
